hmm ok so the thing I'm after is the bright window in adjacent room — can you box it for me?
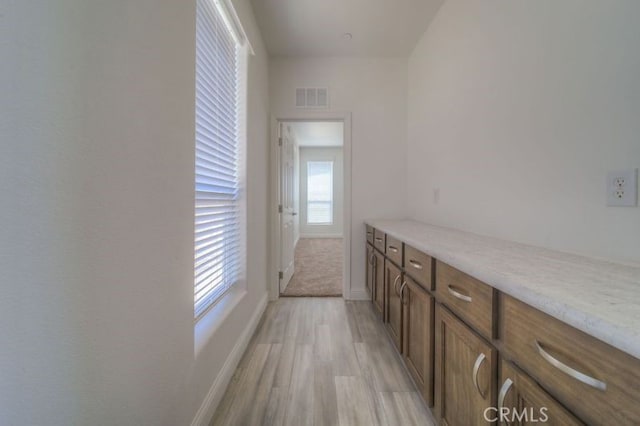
[194,0,248,319]
[307,161,333,225]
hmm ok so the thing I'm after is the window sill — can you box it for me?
[194,285,247,357]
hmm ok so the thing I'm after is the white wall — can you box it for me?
[270,57,408,298]
[408,0,640,264]
[0,0,269,424]
[300,147,344,237]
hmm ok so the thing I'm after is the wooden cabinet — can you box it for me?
[498,360,582,426]
[435,305,497,426]
[364,222,640,426]
[403,276,435,406]
[502,295,640,425]
[365,243,375,298]
[385,260,403,351]
[372,249,385,319]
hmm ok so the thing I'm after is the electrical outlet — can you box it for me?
[607,169,638,207]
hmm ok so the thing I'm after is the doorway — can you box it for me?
[271,114,352,300]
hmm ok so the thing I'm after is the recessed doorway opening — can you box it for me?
[275,119,349,298]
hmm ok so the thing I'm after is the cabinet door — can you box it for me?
[498,361,583,426]
[372,250,385,319]
[385,260,403,351]
[435,305,497,426]
[403,277,434,406]
[365,243,375,298]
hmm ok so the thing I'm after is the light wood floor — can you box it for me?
[211,297,436,426]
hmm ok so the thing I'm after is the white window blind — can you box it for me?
[307,161,333,224]
[194,0,241,319]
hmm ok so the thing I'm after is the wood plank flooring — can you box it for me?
[211,297,435,426]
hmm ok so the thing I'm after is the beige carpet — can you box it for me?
[281,238,343,297]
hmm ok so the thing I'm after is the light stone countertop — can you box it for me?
[365,219,640,360]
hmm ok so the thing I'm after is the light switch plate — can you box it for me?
[607,169,638,207]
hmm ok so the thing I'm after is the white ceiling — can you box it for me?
[288,122,344,147]
[250,0,445,57]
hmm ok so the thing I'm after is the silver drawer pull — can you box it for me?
[447,285,472,303]
[366,231,373,235]
[498,378,513,412]
[375,237,383,242]
[388,245,399,253]
[409,259,423,270]
[393,274,401,296]
[535,340,607,391]
[400,281,408,305]
[472,353,487,399]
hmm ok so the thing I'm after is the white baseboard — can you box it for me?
[348,288,371,301]
[299,234,344,239]
[190,293,268,426]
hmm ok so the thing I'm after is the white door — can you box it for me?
[280,124,296,292]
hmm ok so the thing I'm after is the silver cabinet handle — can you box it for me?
[400,281,408,305]
[472,353,487,399]
[375,237,383,243]
[388,245,399,253]
[392,274,401,296]
[498,378,513,413]
[447,285,472,303]
[535,340,607,391]
[366,231,373,236]
[409,259,423,270]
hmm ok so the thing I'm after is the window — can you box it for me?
[307,161,333,224]
[194,0,247,319]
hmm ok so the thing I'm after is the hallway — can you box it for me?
[211,298,435,425]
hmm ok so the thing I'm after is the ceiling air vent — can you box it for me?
[295,87,329,109]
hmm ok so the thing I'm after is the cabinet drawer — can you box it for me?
[366,225,374,244]
[385,235,403,266]
[373,229,385,252]
[502,295,640,425]
[403,244,433,291]
[435,261,496,340]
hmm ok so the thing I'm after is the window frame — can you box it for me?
[194,0,250,321]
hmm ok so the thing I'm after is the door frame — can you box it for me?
[269,111,352,301]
